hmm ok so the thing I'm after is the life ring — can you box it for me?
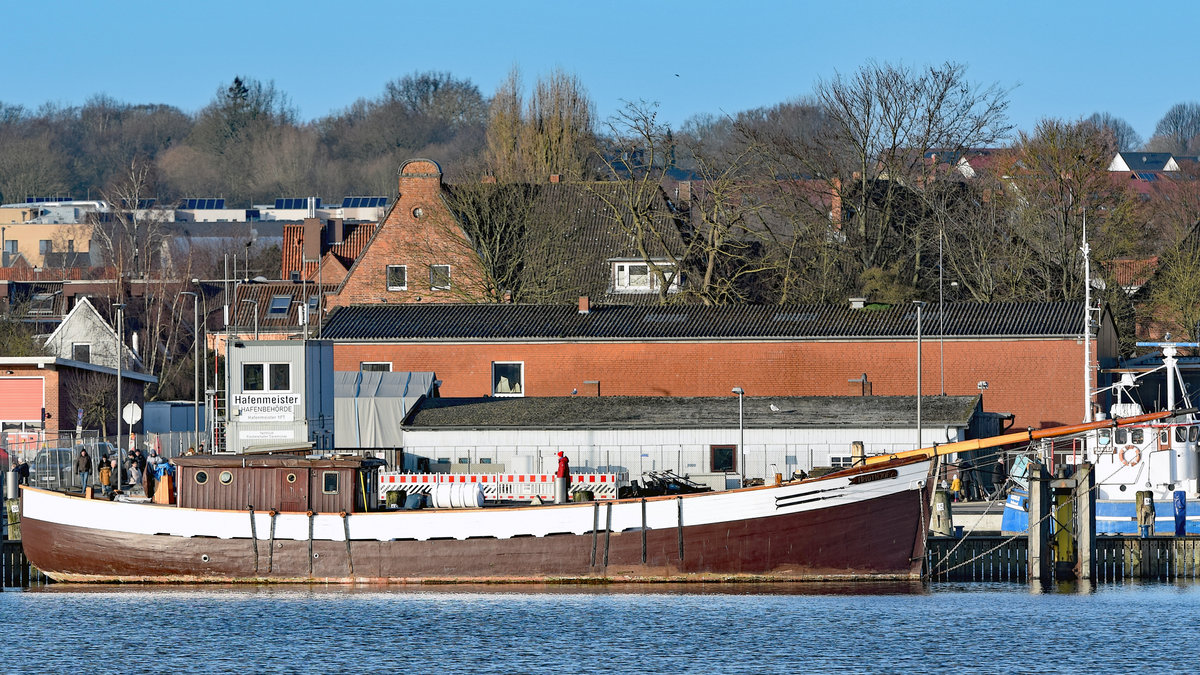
[1120,445,1141,467]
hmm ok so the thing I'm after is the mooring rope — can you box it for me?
[929,438,1129,577]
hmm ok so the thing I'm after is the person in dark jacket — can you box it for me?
[73,448,92,490]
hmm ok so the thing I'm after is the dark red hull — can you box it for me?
[21,487,927,582]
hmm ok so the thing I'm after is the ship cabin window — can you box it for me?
[322,471,339,494]
[1131,428,1144,444]
[492,362,523,397]
[243,363,291,392]
[710,445,736,472]
[195,470,209,485]
[1176,427,1188,443]
[1161,430,1170,445]
[219,471,233,485]
[1191,427,1199,443]
[1098,428,1112,447]
[1115,429,1128,445]
[830,456,854,468]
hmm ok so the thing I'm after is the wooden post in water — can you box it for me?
[1028,461,1052,581]
[1074,463,1096,580]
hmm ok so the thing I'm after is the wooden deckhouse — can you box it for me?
[172,455,384,513]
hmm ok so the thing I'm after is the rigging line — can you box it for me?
[932,463,1113,577]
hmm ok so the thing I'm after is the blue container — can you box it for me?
[404,493,425,510]
[1175,491,1187,537]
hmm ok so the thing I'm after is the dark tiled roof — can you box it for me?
[1113,152,1175,172]
[405,394,980,429]
[322,301,1084,341]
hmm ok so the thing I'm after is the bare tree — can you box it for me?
[1087,112,1144,152]
[1147,102,1200,155]
[746,61,1011,299]
[485,67,596,183]
[591,100,692,304]
[999,119,1140,302]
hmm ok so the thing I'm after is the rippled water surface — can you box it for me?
[5,581,1200,673]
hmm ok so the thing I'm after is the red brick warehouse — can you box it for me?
[322,301,1107,431]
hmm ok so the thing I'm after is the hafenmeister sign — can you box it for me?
[234,393,301,422]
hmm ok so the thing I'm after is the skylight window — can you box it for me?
[267,295,291,316]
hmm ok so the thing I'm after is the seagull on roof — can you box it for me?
[769,404,780,412]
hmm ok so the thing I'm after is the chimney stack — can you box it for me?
[578,296,590,314]
[550,174,561,183]
[849,297,866,310]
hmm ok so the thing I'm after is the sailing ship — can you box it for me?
[19,409,1178,583]
[1001,342,1200,535]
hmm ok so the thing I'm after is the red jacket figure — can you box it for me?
[556,451,569,478]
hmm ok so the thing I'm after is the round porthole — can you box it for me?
[1119,484,1127,492]
[412,207,423,218]
[219,471,233,485]
[201,554,210,563]
[194,471,208,485]
[286,473,297,484]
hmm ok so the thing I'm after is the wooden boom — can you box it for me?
[862,408,1192,466]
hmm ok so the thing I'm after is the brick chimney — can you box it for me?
[578,296,590,314]
[550,174,561,183]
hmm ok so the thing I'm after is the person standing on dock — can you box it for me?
[950,473,962,502]
[73,448,92,491]
[555,451,570,504]
[993,456,1007,499]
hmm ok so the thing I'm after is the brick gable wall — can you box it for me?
[328,160,488,308]
[332,337,1087,431]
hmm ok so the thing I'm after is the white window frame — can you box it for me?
[612,260,679,293]
[386,264,407,291]
[242,362,292,393]
[492,361,524,397]
[360,362,392,372]
[430,264,451,291]
[71,342,91,363]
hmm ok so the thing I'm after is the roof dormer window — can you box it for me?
[612,260,680,294]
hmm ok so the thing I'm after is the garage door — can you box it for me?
[0,377,44,421]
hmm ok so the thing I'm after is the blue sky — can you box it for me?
[5,1,1197,143]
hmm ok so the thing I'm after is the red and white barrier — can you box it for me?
[379,472,624,501]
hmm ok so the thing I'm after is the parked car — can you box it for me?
[29,448,77,490]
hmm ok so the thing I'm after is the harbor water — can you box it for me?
[5,581,1200,673]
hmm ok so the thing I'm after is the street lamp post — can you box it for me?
[241,299,258,340]
[112,303,125,489]
[732,387,745,486]
[913,301,926,450]
[181,291,200,454]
